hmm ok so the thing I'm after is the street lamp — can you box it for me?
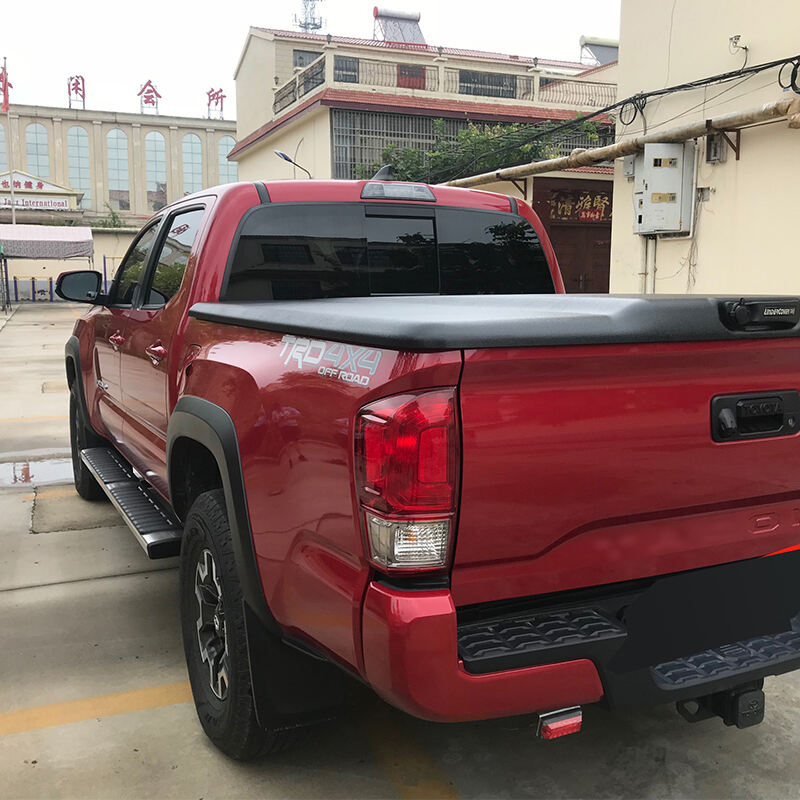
[274,150,312,179]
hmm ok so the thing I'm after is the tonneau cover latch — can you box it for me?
[722,298,800,330]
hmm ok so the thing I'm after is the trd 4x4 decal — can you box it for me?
[279,334,382,387]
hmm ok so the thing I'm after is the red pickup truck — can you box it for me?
[58,179,800,760]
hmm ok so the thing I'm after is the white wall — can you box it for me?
[610,0,800,294]
[236,108,332,182]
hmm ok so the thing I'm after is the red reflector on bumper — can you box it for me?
[539,708,582,739]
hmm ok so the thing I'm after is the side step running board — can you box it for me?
[80,447,182,559]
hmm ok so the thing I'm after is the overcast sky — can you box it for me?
[3,0,620,120]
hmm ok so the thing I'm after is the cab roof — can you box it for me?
[260,180,514,212]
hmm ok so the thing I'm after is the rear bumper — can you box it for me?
[360,551,800,723]
[361,582,604,723]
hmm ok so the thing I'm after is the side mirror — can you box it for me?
[55,270,105,304]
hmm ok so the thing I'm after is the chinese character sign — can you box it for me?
[207,88,225,119]
[68,75,85,109]
[549,189,612,223]
[138,80,162,113]
[1,176,46,190]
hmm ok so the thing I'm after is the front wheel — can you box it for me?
[179,489,301,760]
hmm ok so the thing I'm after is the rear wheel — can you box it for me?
[69,388,106,501]
[180,489,302,760]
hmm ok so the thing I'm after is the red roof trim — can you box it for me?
[228,93,325,158]
[257,27,583,69]
[229,88,602,159]
[320,88,587,121]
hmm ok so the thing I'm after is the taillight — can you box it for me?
[355,388,458,571]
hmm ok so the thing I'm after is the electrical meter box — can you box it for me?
[632,142,696,235]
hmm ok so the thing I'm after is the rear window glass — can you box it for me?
[223,203,554,301]
[437,209,553,294]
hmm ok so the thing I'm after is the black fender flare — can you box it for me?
[166,395,279,635]
[65,335,96,433]
[167,395,345,721]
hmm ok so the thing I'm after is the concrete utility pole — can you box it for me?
[446,96,800,188]
[3,57,15,224]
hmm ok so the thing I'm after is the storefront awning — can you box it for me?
[0,224,93,260]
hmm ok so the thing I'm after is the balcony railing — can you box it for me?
[334,56,440,92]
[273,55,326,115]
[442,68,536,101]
[538,78,616,108]
[272,53,616,116]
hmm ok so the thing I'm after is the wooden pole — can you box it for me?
[446,97,796,188]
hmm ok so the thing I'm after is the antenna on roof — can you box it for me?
[294,0,324,34]
[373,7,425,44]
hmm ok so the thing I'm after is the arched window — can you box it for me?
[145,131,167,211]
[67,126,91,209]
[106,129,130,211]
[218,136,237,184]
[182,133,202,195]
[0,123,6,173]
[26,123,50,179]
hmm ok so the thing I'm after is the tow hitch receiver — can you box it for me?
[537,707,583,740]
[676,680,765,729]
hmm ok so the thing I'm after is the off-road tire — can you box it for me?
[69,388,106,501]
[180,489,302,760]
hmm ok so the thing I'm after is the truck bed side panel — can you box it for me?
[182,317,462,671]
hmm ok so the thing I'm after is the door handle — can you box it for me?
[109,332,125,347]
[145,343,167,364]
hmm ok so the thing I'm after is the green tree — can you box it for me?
[357,117,602,183]
[93,203,125,229]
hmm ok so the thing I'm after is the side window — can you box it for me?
[111,224,160,306]
[145,208,205,308]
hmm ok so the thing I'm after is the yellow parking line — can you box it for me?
[0,415,69,422]
[23,486,76,501]
[0,681,193,737]
[363,709,459,799]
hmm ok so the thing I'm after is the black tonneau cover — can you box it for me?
[188,295,800,350]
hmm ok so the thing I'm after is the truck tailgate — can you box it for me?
[453,338,800,606]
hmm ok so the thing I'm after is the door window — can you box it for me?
[144,208,205,307]
[110,223,160,306]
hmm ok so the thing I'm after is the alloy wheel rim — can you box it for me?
[195,548,230,700]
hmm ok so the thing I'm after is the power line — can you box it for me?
[429,53,800,182]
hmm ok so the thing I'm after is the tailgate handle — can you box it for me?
[712,391,800,442]
[735,398,783,434]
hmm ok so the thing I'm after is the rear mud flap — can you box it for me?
[243,601,345,729]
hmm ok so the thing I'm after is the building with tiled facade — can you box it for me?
[0,105,237,225]
[0,105,238,288]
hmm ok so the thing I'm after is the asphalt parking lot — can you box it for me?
[3,302,800,799]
